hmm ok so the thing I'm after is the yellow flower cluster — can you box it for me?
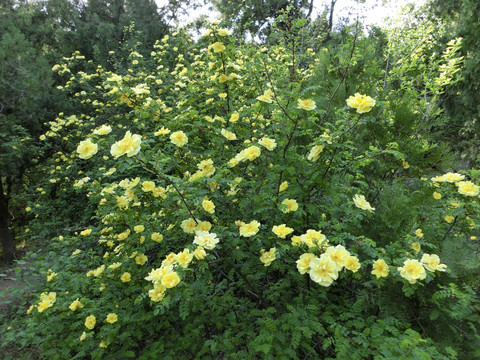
[430,172,479,197]
[301,245,358,287]
[292,229,328,248]
[36,292,57,313]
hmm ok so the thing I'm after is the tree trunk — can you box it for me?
[0,177,16,263]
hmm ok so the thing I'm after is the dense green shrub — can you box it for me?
[2,20,479,359]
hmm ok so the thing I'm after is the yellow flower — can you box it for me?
[134,225,144,233]
[46,270,57,282]
[108,262,122,270]
[93,124,112,135]
[105,313,118,324]
[442,172,465,183]
[281,198,298,213]
[79,331,87,341]
[194,246,207,260]
[279,181,288,192]
[371,259,389,279]
[238,146,261,161]
[154,126,171,136]
[193,231,219,250]
[152,186,167,198]
[135,254,148,265]
[85,315,96,330]
[415,229,424,238]
[431,175,445,182]
[221,128,237,140]
[353,194,375,212]
[181,218,197,234]
[324,245,350,271]
[444,215,455,223]
[272,224,294,239]
[259,248,276,266]
[411,242,421,252]
[456,181,480,197]
[300,229,327,248]
[37,300,52,313]
[76,138,98,160]
[346,93,376,113]
[69,299,84,311]
[421,254,447,272]
[256,89,274,103]
[433,192,442,200]
[202,199,215,214]
[229,111,240,123]
[239,220,260,237]
[309,254,338,287]
[397,259,426,284]
[258,137,277,151]
[297,98,316,111]
[142,181,155,192]
[296,253,316,274]
[26,304,35,314]
[195,220,212,232]
[307,145,324,162]
[120,272,131,282]
[170,131,188,147]
[211,41,225,53]
[217,28,233,36]
[151,232,163,242]
[161,271,181,288]
[345,256,361,272]
[148,283,167,302]
[110,131,141,158]
[80,228,91,236]
[175,249,194,268]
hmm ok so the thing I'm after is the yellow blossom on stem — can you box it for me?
[76,138,98,159]
[272,224,294,239]
[239,220,260,237]
[397,259,426,284]
[346,93,376,113]
[260,248,276,266]
[353,194,375,212]
[297,98,316,111]
[85,315,96,330]
[105,313,118,324]
[371,259,389,279]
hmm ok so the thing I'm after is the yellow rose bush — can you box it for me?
[8,19,480,360]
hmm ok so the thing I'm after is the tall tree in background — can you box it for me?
[427,0,480,164]
[0,0,55,262]
[212,0,315,39]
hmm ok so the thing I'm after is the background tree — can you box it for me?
[0,0,56,262]
[426,0,480,164]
